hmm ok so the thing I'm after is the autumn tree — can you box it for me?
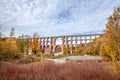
[0,26,2,38]
[83,43,96,55]
[0,28,19,60]
[93,37,103,55]
[30,33,40,54]
[17,35,31,55]
[101,8,120,61]
[17,36,26,54]
[75,44,85,55]
[63,46,70,54]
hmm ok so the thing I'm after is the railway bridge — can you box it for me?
[23,33,103,54]
[39,34,102,54]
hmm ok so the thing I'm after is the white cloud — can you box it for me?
[0,0,120,37]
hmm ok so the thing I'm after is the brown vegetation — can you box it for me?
[0,61,119,80]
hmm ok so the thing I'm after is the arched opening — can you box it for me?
[56,37,62,45]
[55,45,62,52]
[55,37,62,53]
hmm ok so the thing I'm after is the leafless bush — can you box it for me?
[0,61,119,80]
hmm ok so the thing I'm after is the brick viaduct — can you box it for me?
[40,34,102,54]
[24,33,102,54]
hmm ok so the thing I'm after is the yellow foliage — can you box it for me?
[100,7,120,61]
[5,38,18,53]
[30,38,40,54]
[99,43,106,56]
[63,46,70,54]
[0,37,18,60]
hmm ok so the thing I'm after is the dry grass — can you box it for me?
[0,61,120,80]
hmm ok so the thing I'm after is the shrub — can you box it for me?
[0,38,19,61]
[18,55,40,64]
[36,53,43,61]
[0,61,119,80]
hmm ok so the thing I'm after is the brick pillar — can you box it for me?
[46,38,48,48]
[61,36,65,54]
[53,37,56,53]
[50,37,53,48]
[70,37,73,54]
[80,36,82,44]
[90,35,92,42]
[39,38,41,48]
[75,36,77,45]
[49,37,53,53]
[36,38,39,48]
[43,38,45,49]
[95,34,97,39]
[75,36,77,53]
[85,36,86,44]
[28,38,31,48]
[66,36,68,47]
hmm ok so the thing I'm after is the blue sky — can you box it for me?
[0,0,120,37]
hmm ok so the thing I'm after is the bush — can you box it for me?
[43,54,54,58]
[14,53,23,59]
[18,55,40,64]
[36,53,43,61]
[0,38,18,61]
[0,61,119,80]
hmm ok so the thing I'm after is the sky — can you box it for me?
[0,0,120,37]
